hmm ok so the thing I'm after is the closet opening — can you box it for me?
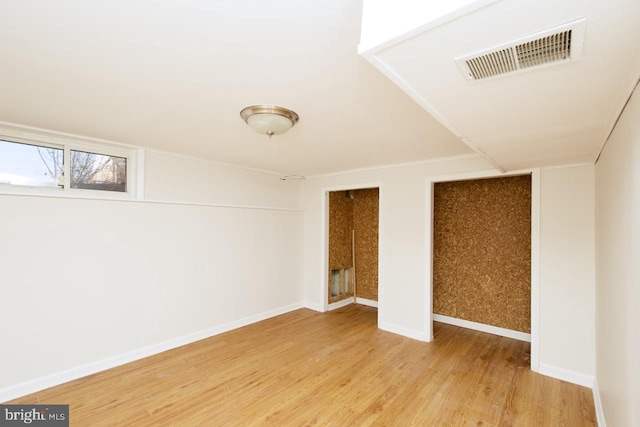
[426,170,540,372]
[325,187,379,311]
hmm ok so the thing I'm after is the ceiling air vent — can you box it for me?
[456,18,586,82]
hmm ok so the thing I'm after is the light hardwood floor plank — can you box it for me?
[7,305,595,426]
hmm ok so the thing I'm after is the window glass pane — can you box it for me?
[0,139,63,187]
[70,150,126,192]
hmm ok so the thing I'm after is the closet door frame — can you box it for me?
[320,182,383,315]
[425,168,540,372]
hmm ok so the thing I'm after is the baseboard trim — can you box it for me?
[0,302,305,403]
[355,297,378,308]
[592,377,606,426]
[327,297,355,311]
[379,321,426,341]
[433,314,531,342]
[538,363,595,388]
[303,301,323,312]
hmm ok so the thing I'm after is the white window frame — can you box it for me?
[0,126,143,200]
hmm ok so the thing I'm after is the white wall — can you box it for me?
[539,165,595,384]
[0,133,603,401]
[304,155,496,334]
[0,152,304,400]
[595,86,640,426]
[303,156,596,383]
[145,150,302,209]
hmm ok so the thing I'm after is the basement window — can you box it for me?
[0,140,63,187]
[70,150,127,192]
[0,136,138,198]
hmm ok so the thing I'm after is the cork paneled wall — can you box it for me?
[433,175,531,333]
[328,191,354,303]
[328,189,379,304]
[353,188,379,301]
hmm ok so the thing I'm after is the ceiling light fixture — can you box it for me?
[240,105,299,138]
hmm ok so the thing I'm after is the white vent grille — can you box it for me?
[466,47,518,80]
[456,19,585,81]
[516,31,572,68]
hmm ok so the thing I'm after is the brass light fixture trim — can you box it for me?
[240,105,299,138]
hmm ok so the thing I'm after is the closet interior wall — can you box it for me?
[328,189,379,304]
[433,175,531,333]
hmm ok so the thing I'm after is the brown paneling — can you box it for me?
[353,188,379,301]
[328,189,379,304]
[328,191,354,303]
[433,175,531,333]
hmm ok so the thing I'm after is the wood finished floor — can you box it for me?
[9,305,596,426]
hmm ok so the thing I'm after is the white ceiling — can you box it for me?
[361,0,640,172]
[0,1,638,176]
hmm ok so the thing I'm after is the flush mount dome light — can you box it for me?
[240,105,299,138]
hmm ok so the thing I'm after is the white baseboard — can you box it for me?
[303,301,323,312]
[433,314,531,342]
[538,363,595,388]
[355,297,378,308]
[592,377,606,426]
[0,302,305,403]
[378,321,426,341]
[327,297,355,311]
